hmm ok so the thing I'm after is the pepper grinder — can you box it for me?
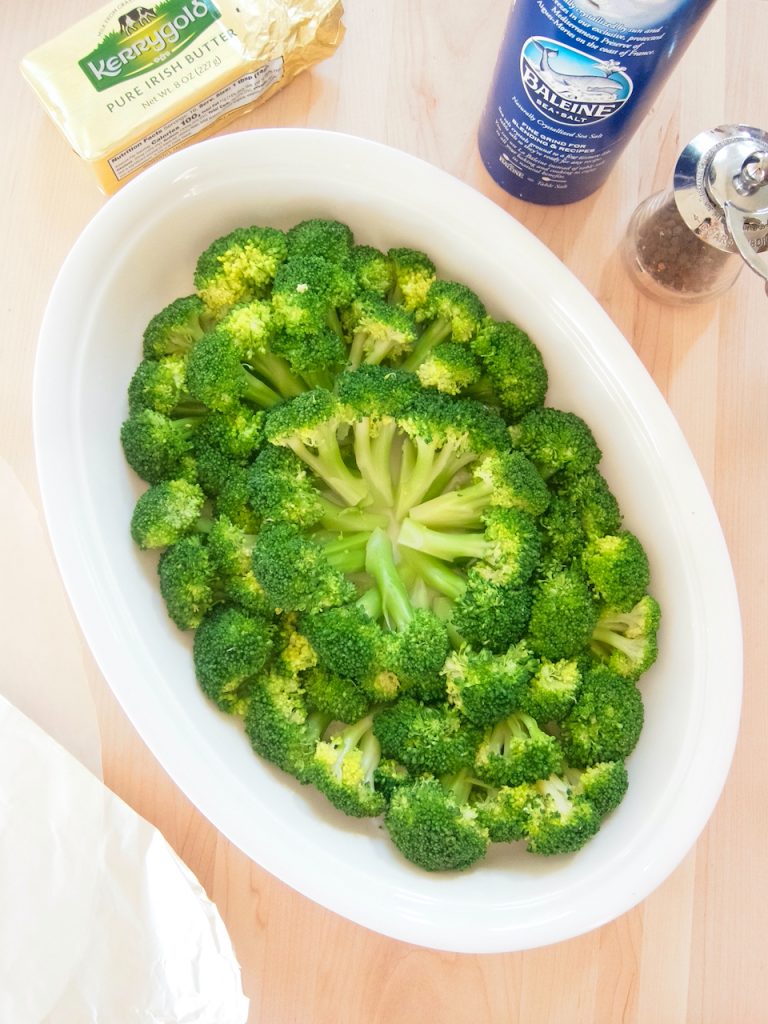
[623,124,768,304]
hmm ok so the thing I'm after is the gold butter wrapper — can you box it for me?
[21,0,344,194]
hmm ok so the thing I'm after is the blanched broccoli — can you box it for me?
[194,225,287,317]
[442,643,537,726]
[192,604,274,714]
[384,771,489,871]
[123,217,661,874]
[590,595,660,681]
[560,665,644,767]
[474,710,563,787]
[308,714,386,817]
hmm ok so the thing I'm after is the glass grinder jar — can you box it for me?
[624,124,768,304]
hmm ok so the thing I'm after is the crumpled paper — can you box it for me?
[0,462,248,1021]
[0,694,250,1023]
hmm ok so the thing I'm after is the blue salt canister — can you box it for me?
[478,0,718,204]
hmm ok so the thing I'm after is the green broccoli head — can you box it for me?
[474,711,563,788]
[566,760,629,818]
[521,657,582,724]
[286,218,354,264]
[451,570,533,653]
[251,522,356,614]
[192,604,274,714]
[443,642,537,726]
[387,246,436,311]
[384,774,489,871]
[121,409,202,484]
[416,341,483,395]
[349,244,395,297]
[509,406,602,480]
[298,602,385,682]
[127,354,192,416]
[524,773,602,855]
[130,478,206,549]
[303,665,372,725]
[560,665,644,767]
[247,445,324,527]
[373,697,481,776]
[582,531,651,611]
[194,225,287,316]
[142,295,209,359]
[157,534,217,630]
[308,714,386,818]
[528,567,599,661]
[590,595,661,681]
[471,319,548,421]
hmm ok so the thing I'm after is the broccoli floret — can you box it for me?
[157,535,217,630]
[217,300,305,399]
[337,364,421,507]
[528,567,599,660]
[524,773,602,855]
[373,758,411,801]
[271,255,355,348]
[395,391,510,516]
[416,341,483,395]
[450,569,534,653]
[194,225,287,316]
[349,244,395,297]
[373,697,481,776]
[364,528,451,685]
[130,478,206,549]
[398,505,541,587]
[403,280,486,371]
[346,294,419,367]
[521,657,582,724]
[142,295,209,359]
[127,354,198,416]
[308,714,386,818]
[185,328,282,413]
[582,531,651,611]
[205,515,257,578]
[264,388,368,506]
[470,319,548,421]
[299,602,385,682]
[246,445,323,526]
[590,595,660,681]
[384,771,489,871]
[442,643,537,726]
[386,247,436,311]
[286,218,354,264]
[192,604,274,714]
[121,408,204,484]
[565,760,629,818]
[251,522,357,613]
[509,406,602,480]
[474,711,563,787]
[303,665,371,724]
[556,467,623,540]
[245,669,330,781]
[193,405,264,463]
[471,783,534,844]
[408,450,550,529]
[560,665,644,767]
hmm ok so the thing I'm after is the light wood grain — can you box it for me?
[4,2,767,1021]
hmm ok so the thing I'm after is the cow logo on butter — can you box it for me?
[79,0,222,91]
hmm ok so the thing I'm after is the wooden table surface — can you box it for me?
[5,2,767,1021]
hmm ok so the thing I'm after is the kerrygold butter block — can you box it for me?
[21,0,344,194]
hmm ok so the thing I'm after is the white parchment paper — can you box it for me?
[0,695,249,1022]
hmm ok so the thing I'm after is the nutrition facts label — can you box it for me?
[108,58,284,180]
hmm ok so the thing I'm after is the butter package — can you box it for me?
[21,0,344,193]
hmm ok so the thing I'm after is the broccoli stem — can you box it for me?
[319,531,370,574]
[356,588,382,621]
[408,481,491,529]
[401,318,451,372]
[353,419,395,507]
[395,435,474,518]
[398,517,487,563]
[285,429,369,507]
[247,352,305,398]
[399,547,467,600]
[365,528,413,632]
[240,368,283,409]
[318,496,388,533]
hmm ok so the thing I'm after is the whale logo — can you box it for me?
[520,37,632,126]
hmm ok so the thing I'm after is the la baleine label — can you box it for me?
[79,0,222,91]
[519,36,633,127]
